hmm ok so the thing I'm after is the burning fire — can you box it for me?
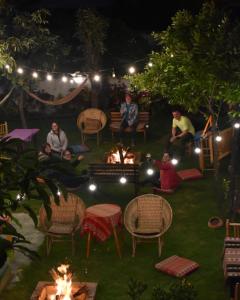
[107,146,135,164]
[50,264,72,300]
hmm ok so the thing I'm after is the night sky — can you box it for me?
[15,0,205,31]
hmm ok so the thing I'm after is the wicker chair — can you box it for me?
[0,121,8,138]
[77,108,107,146]
[39,193,85,256]
[124,194,172,257]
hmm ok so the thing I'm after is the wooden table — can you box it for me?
[82,204,122,258]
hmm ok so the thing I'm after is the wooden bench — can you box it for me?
[109,112,150,142]
[88,163,140,195]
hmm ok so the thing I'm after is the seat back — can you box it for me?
[77,108,107,133]
[0,122,8,137]
[39,193,85,230]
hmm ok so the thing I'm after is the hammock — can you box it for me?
[25,77,87,105]
[0,87,14,106]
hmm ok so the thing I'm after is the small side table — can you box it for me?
[82,204,122,258]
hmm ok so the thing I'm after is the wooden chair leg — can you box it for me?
[112,225,122,258]
[81,131,84,144]
[132,236,136,257]
[97,132,99,146]
[46,236,52,256]
[86,232,91,258]
[72,233,75,256]
[158,237,162,257]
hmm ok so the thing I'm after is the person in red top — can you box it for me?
[154,153,182,191]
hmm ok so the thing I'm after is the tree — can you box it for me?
[74,8,109,107]
[0,1,69,127]
[127,1,240,215]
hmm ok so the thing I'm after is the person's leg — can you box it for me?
[179,133,193,157]
[119,119,128,142]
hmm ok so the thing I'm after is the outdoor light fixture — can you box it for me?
[146,168,154,176]
[128,66,136,74]
[215,135,222,142]
[17,67,23,74]
[234,122,240,129]
[171,158,178,165]
[119,176,127,184]
[57,189,61,196]
[112,69,116,78]
[5,64,10,70]
[89,183,97,192]
[61,76,68,83]
[32,71,38,78]
[145,124,149,129]
[93,74,101,82]
[148,62,153,67]
[46,74,53,81]
[194,147,201,154]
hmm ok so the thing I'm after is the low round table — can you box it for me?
[82,204,122,258]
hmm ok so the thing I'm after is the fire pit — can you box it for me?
[30,264,97,300]
[105,144,141,164]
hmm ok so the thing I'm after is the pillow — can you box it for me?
[155,255,199,277]
[84,118,101,130]
[177,169,203,181]
[136,197,163,234]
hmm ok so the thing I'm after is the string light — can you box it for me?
[46,74,53,81]
[73,75,85,84]
[89,183,97,191]
[128,66,136,74]
[17,67,23,74]
[194,147,201,154]
[57,189,61,196]
[171,158,179,165]
[93,74,101,82]
[215,135,222,142]
[119,176,127,184]
[112,69,116,78]
[32,71,38,78]
[5,64,10,70]
[234,122,240,129]
[70,79,74,84]
[148,62,153,67]
[146,168,154,175]
[61,75,68,83]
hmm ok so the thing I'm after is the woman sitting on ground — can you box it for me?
[154,153,182,191]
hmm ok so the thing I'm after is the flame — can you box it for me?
[107,149,134,164]
[54,264,72,300]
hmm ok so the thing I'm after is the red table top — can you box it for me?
[82,204,122,242]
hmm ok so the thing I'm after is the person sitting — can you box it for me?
[154,153,182,191]
[166,108,195,157]
[119,93,138,147]
[47,122,68,156]
[62,149,84,167]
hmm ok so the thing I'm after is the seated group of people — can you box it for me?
[38,122,89,190]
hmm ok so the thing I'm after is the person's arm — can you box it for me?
[61,131,68,151]
[47,132,54,149]
[172,127,176,137]
[120,103,125,116]
[176,130,188,138]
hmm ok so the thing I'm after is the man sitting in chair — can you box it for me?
[119,93,138,147]
[166,108,195,158]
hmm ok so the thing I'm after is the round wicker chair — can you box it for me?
[39,192,85,256]
[77,108,107,146]
[124,194,172,257]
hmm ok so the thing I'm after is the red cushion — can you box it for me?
[155,255,199,278]
[153,187,175,194]
[177,169,203,181]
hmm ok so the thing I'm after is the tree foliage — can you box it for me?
[127,1,240,117]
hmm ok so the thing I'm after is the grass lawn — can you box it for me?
[1,107,231,299]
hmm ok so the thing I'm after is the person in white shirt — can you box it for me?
[47,122,68,156]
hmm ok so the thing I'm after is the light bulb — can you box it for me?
[194,147,201,154]
[215,135,222,142]
[119,176,127,184]
[112,72,116,78]
[57,189,61,196]
[128,66,136,74]
[70,79,74,84]
[93,74,101,82]
[17,67,23,74]
[146,168,154,175]
[89,183,97,191]
[61,76,68,82]
[46,74,52,81]
[73,75,84,84]
[148,62,153,67]
[234,122,240,129]
[5,64,10,70]
[32,71,38,78]
[171,158,178,165]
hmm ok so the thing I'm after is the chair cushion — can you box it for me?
[136,197,163,233]
[155,255,199,277]
[84,118,101,130]
[48,223,75,234]
[177,169,203,181]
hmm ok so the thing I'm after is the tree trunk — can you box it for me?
[18,89,27,128]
